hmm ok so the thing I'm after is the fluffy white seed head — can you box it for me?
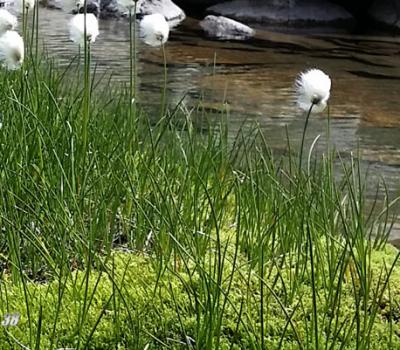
[295,68,331,113]
[117,0,137,11]
[0,30,24,70]
[139,13,169,47]
[68,13,99,45]
[14,0,36,12]
[0,10,17,34]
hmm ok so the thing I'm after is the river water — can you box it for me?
[37,8,400,236]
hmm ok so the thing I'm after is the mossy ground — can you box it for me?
[0,23,398,349]
[1,241,399,349]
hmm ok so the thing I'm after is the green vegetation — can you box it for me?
[1,245,400,349]
[0,9,399,350]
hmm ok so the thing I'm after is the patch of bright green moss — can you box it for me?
[0,244,399,349]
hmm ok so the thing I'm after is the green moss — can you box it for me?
[1,243,399,349]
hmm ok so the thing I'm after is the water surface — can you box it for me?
[38,8,400,236]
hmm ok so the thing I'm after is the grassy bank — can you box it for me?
[0,11,399,349]
[1,245,400,349]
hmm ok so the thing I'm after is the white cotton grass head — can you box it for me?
[68,13,99,45]
[139,13,170,47]
[117,0,137,11]
[0,30,24,70]
[295,68,331,113]
[14,0,36,12]
[0,10,17,34]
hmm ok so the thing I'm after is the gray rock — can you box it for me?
[200,15,255,40]
[98,0,120,18]
[78,0,186,26]
[138,0,185,26]
[174,0,222,5]
[368,0,400,30]
[207,0,354,27]
[78,0,101,17]
[42,0,63,9]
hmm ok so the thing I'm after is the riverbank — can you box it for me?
[50,0,400,34]
[2,244,400,348]
[0,5,399,349]
[0,46,399,348]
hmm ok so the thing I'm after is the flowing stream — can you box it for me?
[37,8,400,240]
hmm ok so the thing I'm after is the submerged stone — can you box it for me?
[200,15,255,40]
[368,0,400,31]
[138,0,186,27]
[207,0,354,28]
[44,0,186,26]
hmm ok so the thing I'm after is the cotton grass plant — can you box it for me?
[0,30,24,70]
[14,0,36,55]
[14,0,36,12]
[295,68,331,170]
[295,68,331,113]
[68,9,99,190]
[139,13,169,47]
[0,9,17,34]
[117,0,138,152]
[139,13,170,117]
[0,4,399,349]
[68,13,99,44]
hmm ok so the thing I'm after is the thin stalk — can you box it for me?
[82,42,91,161]
[160,43,167,117]
[129,8,133,121]
[30,2,39,59]
[35,0,39,61]
[22,3,28,59]
[128,2,138,150]
[307,223,319,349]
[260,247,265,349]
[133,2,137,104]
[81,3,91,171]
[298,103,314,171]
[125,3,138,221]
[326,103,331,149]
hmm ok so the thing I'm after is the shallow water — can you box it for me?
[37,8,400,236]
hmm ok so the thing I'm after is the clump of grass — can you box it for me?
[0,246,399,349]
[0,8,399,349]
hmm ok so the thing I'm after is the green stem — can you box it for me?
[307,224,319,350]
[128,3,138,152]
[82,2,90,174]
[35,0,39,61]
[327,103,331,152]
[22,3,28,59]
[30,3,36,58]
[82,42,90,165]
[129,9,133,121]
[298,103,314,172]
[133,2,137,105]
[160,43,167,118]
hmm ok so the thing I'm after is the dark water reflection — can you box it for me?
[37,8,400,237]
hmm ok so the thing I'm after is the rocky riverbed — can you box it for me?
[44,0,400,35]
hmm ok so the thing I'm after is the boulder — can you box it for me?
[98,0,122,18]
[79,0,186,26]
[368,0,400,30]
[207,0,354,27]
[173,0,224,12]
[46,0,101,15]
[41,0,63,9]
[78,0,101,18]
[138,0,185,26]
[174,0,221,5]
[200,15,255,40]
